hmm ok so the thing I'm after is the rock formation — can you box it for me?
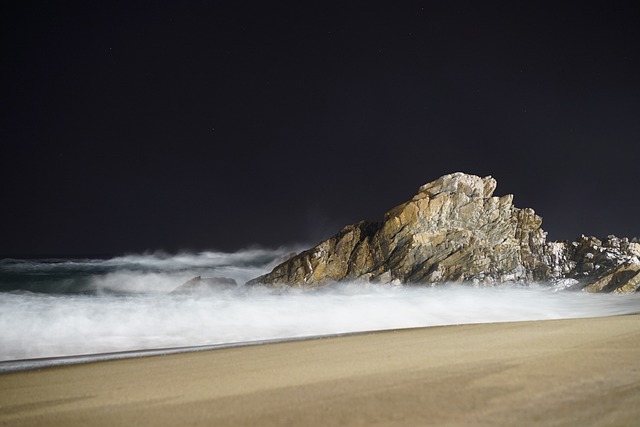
[247,172,640,293]
[543,235,640,292]
[170,276,237,294]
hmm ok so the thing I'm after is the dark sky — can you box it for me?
[2,1,639,256]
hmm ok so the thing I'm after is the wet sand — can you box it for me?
[2,315,640,426]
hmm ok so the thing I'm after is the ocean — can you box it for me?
[1,247,639,370]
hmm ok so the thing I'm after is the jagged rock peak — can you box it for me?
[248,172,544,288]
[246,172,639,293]
[418,172,497,198]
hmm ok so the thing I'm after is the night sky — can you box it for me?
[2,1,639,257]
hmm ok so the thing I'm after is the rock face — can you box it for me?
[247,172,640,293]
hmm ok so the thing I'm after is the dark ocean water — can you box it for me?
[1,248,639,367]
[0,249,289,295]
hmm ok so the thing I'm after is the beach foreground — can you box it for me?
[2,315,640,426]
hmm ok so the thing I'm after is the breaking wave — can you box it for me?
[1,248,639,364]
[0,248,297,295]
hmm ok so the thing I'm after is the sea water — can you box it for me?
[1,248,639,368]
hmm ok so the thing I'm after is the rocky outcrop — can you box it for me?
[247,172,640,293]
[170,276,237,294]
[542,235,640,292]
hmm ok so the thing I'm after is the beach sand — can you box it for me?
[1,315,640,426]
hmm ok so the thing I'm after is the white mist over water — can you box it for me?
[0,247,300,295]
[1,248,639,363]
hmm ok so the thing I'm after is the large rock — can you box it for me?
[247,172,640,292]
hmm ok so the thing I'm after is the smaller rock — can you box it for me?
[170,276,238,294]
[552,278,581,291]
[584,263,640,293]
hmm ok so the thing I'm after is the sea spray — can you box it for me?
[1,248,640,362]
[1,282,639,361]
[0,248,297,295]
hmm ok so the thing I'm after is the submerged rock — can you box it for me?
[247,172,640,293]
[170,276,237,294]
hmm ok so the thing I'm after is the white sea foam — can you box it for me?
[0,247,301,294]
[1,248,639,363]
[1,282,639,362]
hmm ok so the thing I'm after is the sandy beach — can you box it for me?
[1,315,639,426]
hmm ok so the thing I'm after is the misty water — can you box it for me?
[1,248,639,366]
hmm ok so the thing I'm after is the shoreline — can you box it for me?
[2,314,640,426]
[3,311,640,374]
[0,322,527,373]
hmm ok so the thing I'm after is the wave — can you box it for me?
[1,248,639,364]
[1,283,639,362]
[0,247,299,294]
